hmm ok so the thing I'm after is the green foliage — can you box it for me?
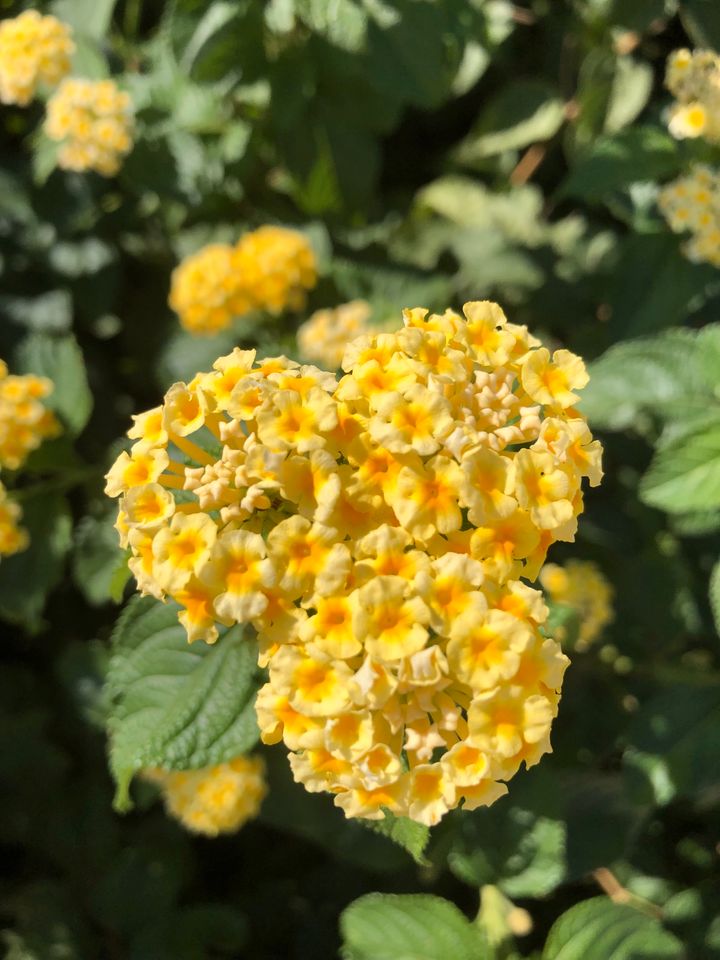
[340,894,489,960]
[106,597,260,811]
[359,813,430,866]
[0,493,72,631]
[16,333,92,437]
[542,897,683,959]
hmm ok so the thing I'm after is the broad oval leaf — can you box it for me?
[543,897,683,960]
[16,333,93,437]
[639,424,720,515]
[340,893,489,960]
[107,596,260,811]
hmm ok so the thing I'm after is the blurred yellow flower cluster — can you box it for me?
[297,300,374,369]
[0,481,28,558]
[0,361,60,471]
[144,756,266,836]
[170,227,317,335]
[658,165,720,267]
[0,10,73,106]
[44,78,133,177]
[540,560,613,651]
[0,359,60,558]
[665,48,720,142]
[106,300,602,824]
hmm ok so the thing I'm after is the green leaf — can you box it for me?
[16,333,93,437]
[559,126,679,202]
[72,513,124,607]
[295,0,368,52]
[709,558,720,636]
[453,80,565,162]
[0,493,72,632]
[610,0,674,31]
[106,596,260,811]
[543,897,683,959]
[359,813,429,866]
[51,0,118,39]
[109,550,132,604]
[580,328,717,430]
[340,894,489,960]
[681,0,720,48]
[449,803,566,899]
[0,291,72,334]
[605,234,717,339]
[605,57,653,133]
[640,423,720,515]
[624,683,720,804]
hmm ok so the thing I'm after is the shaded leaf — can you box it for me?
[72,513,124,607]
[543,897,683,959]
[454,80,565,162]
[359,813,429,866]
[0,493,72,632]
[560,126,679,202]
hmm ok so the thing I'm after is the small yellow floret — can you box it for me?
[0,11,73,106]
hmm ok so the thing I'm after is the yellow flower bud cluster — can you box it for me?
[144,756,266,836]
[0,10,73,106]
[658,165,720,268]
[297,301,374,369]
[539,560,613,651]
[106,300,602,825]
[665,48,720,142]
[0,358,61,559]
[44,78,133,177]
[0,360,60,471]
[170,227,318,336]
[0,480,28,558]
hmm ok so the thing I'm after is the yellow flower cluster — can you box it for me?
[144,756,266,836]
[106,300,602,825]
[0,358,60,559]
[0,10,73,106]
[0,360,60,471]
[658,165,720,268]
[539,560,613,651]
[665,48,720,142]
[297,301,374,369]
[170,227,318,336]
[0,480,28,558]
[44,78,133,177]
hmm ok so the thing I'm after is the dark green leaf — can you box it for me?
[559,127,680,202]
[72,513,124,607]
[0,493,72,632]
[454,80,565,162]
[359,813,429,866]
[625,682,720,804]
[681,0,720,48]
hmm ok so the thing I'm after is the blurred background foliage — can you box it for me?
[1,0,720,957]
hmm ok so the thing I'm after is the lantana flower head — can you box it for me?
[45,78,133,176]
[0,10,74,106]
[170,227,317,335]
[0,480,28,558]
[144,756,266,836]
[540,560,614,651]
[297,300,374,369]
[0,361,60,471]
[107,301,602,825]
[658,165,720,268]
[665,48,720,142]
